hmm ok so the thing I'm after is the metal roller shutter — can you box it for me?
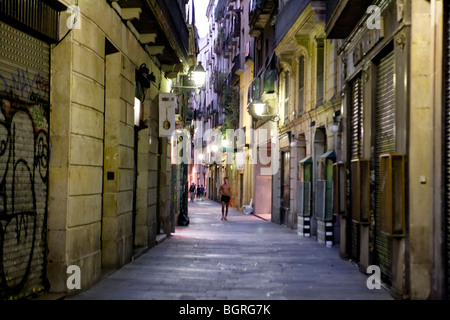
[350,76,363,261]
[374,50,395,285]
[350,76,363,160]
[445,0,450,300]
[0,21,50,299]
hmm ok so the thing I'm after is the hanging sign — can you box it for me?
[159,92,177,137]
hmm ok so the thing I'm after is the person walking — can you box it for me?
[197,184,202,200]
[219,177,232,221]
[189,183,196,202]
[200,185,205,201]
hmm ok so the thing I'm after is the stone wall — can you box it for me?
[48,0,169,295]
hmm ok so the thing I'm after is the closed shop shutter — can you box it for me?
[445,0,450,299]
[374,50,395,285]
[350,76,363,160]
[0,21,50,299]
[349,76,363,261]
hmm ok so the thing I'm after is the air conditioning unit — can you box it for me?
[380,154,406,237]
[351,159,370,224]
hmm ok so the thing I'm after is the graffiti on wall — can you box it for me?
[0,68,49,298]
[0,69,50,103]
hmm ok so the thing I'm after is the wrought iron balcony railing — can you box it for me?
[249,0,277,37]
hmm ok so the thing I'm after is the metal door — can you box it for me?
[0,21,50,299]
[374,50,395,285]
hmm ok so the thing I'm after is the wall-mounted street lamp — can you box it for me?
[330,121,339,134]
[290,134,299,148]
[222,138,229,147]
[290,134,306,148]
[172,62,206,90]
[170,62,206,120]
[136,63,157,102]
[171,62,206,106]
[330,110,341,134]
[253,99,266,116]
[136,63,156,89]
[191,62,206,88]
[249,98,279,122]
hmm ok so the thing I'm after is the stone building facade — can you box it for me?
[0,0,196,299]
[274,1,342,246]
[327,0,446,299]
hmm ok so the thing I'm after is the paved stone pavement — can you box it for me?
[70,199,394,301]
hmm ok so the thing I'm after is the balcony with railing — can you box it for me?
[231,56,241,85]
[326,0,372,39]
[249,0,277,37]
[214,72,230,94]
[107,0,192,72]
[226,72,233,88]
[230,10,241,39]
[223,11,240,57]
[215,26,226,55]
[274,0,311,47]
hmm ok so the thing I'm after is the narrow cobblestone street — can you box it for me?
[70,199,393,301]
[2,0,448,302]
